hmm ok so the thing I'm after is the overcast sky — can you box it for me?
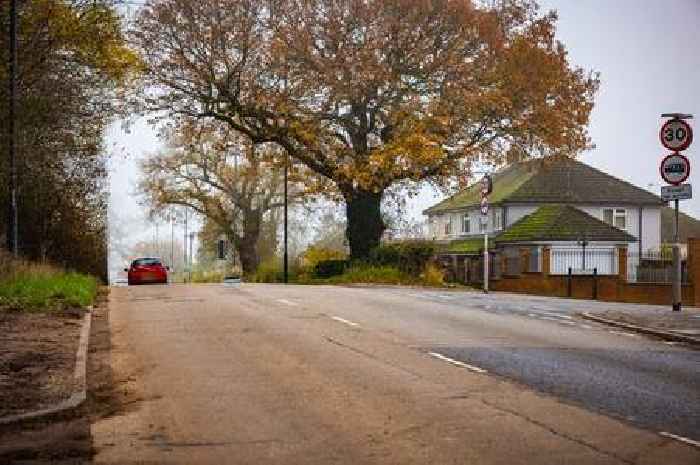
[107,0,700,271]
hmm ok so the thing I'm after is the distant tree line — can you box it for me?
[0,1,137,281]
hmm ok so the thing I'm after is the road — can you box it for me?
[92,284,700,464]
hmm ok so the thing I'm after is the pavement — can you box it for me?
[91,284,700,464]
[583,305,700,341]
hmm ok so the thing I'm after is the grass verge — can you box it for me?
[0,269,98,311]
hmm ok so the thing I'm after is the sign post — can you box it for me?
[660,113,693,312]
[481,175,492,293]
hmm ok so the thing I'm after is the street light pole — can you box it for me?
[7,0,18,256]
[283,151,288,284]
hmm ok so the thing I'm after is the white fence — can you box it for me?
[550,247,618,275]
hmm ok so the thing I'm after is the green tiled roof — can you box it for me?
[425,158,664,214]
[496,205,637,244]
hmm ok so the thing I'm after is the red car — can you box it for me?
[125,257,169,285]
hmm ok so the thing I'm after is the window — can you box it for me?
[444,216,452,235]
[479,215,487,233]
[528,246,542,272]
[462,213,470,234]
[603,208,626,230]
[493,209,503,231]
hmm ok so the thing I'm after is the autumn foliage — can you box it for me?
[132,0,599,259]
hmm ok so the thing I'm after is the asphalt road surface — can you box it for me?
[92,284,700,464]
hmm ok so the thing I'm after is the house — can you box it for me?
[424,158,666,255]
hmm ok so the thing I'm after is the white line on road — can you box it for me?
[330,316,360,327]
[541,312,573,320]
[428,352,488,374]
[659,432,700,449]
[276,299,299,307]
[609,330,638,337]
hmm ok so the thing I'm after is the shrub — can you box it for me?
[420,262,445,287]
[190,270,226,283]
[301,246,347,272]
[313,259,348,278]
[329,264,408,285]
[369,241,436,276]
[250,258,285,283]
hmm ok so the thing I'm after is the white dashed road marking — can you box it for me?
[659,432,700,449]
[428,352,488,374]
[276,299,299,307]
[330,316,360,327]
[609,330,638,337]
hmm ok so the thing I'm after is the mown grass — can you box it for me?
[0,253,98,310]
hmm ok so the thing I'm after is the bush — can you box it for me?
[301,246,347,271]
[250,258,286,283]
[190,270,226,283]
[369,241,436,276]
[328,264,408,285]
[313,259,348,278]
[420,262,445,287]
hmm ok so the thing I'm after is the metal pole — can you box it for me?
[170,213,174,269]
[189,231,194,282]
[184,208,188,282]
[7,0,18,256]
[672,198,681,311]
[283,152,288,284]
[483,232,489,293]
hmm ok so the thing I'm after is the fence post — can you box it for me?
[542,247,551,277]
[688,238,700,306]
[567,267,572,297]
[617,246,627,282]
[593,268,598,300]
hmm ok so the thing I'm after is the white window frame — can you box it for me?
[493,209,503,231]
[462,212,470,234]
[603,208,627,230]
[444,216,453,236]
[479,215,488,233]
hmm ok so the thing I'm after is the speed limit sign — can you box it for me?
[660,119,693,151]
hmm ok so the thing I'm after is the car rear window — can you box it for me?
[132,258,162,267]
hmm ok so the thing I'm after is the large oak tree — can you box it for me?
[132,0,599,259]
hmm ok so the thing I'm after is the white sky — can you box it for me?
[107,0,700,272]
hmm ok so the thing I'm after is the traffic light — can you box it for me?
[217,239,226,260]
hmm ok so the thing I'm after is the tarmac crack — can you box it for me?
[479,399,636,465]
[322,336,424,381]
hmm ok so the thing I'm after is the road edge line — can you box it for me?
[0,309,92,426]
[580,312,700,348]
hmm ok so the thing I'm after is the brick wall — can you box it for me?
[488,242,700,306]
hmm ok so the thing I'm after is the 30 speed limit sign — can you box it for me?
[660,119,693,151]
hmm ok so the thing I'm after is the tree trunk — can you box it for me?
[345,189,385,261]
[236,238,259,277]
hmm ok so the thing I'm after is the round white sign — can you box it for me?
[660,153,690,185]
[480,196,489,215]
[660,119,693,151]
